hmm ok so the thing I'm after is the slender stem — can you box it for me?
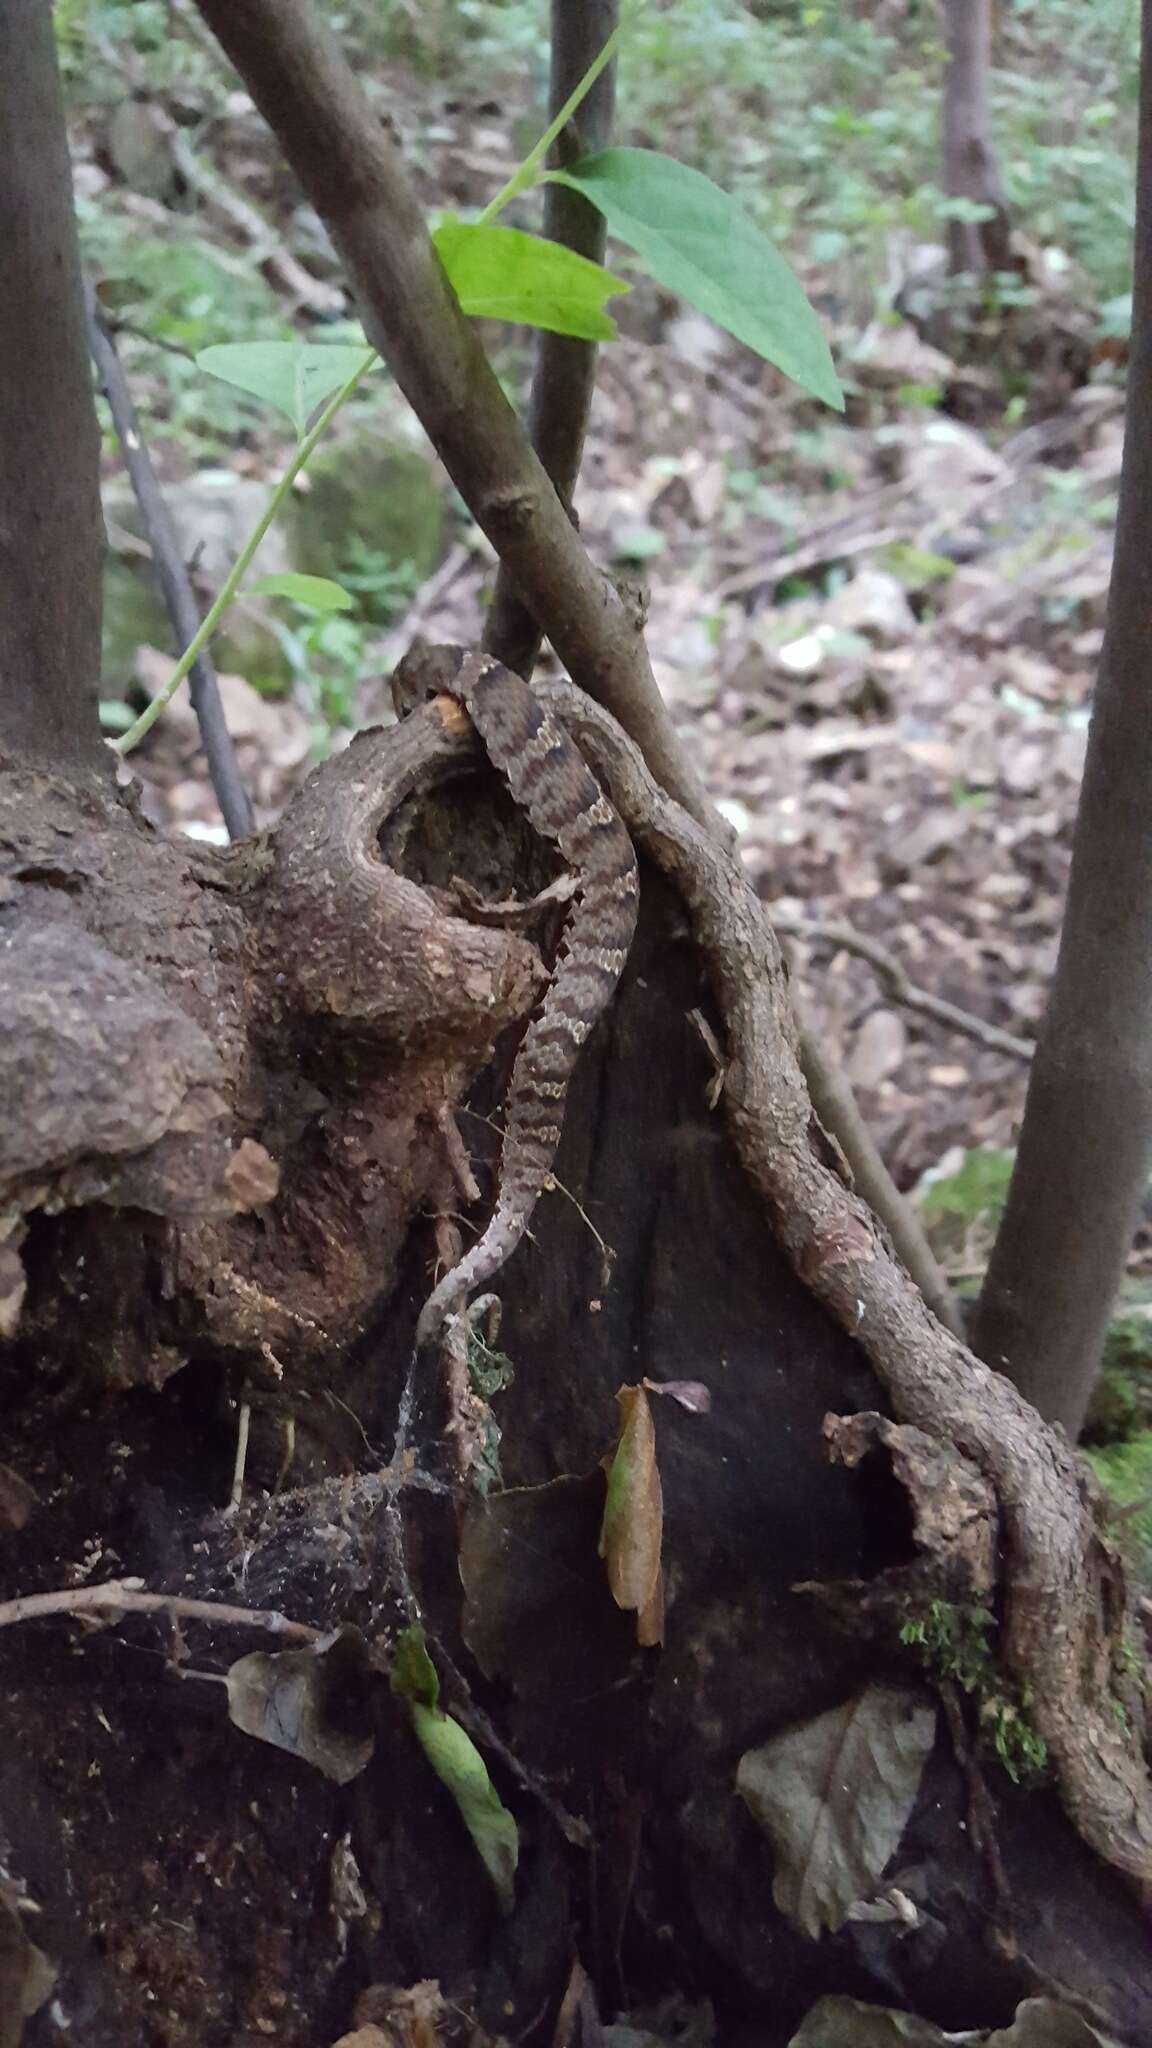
[86,286,255,837]
[0,1580,321,1641]
[798,1025,966,1340]
[114,353,375,756]
[485,0,620,678]
[475,12,628,227]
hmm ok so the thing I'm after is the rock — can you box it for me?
[850,321,956,391]
[102,473,294,696]
[846,1008,907,1090]
[818,569,917,647]
[879,808,969,882]
[286,431,443,614]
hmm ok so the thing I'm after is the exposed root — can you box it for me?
[537,680,1152,1894]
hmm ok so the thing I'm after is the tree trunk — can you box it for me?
[0,0,107,787]
[972,0,1152,1438]
[940,0,1012,276]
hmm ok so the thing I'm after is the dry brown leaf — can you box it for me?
[599,1385,664,1647]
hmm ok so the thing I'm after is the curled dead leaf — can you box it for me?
[643,1377,712,1414]
[600,1385,664,1647]
[226,1626,374,1785]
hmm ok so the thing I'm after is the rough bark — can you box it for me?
[0,0,107,786]
[973,0,1152,1439]
[484,0,619,680]
[940,0,1013,276]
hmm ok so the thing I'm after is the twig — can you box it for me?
[715,518,911,603]
[85,285,255,839]
[484,0,619,678]
[776,914,1035,1062]
[226,1399,252,1512]
[433,1627,591,1848]
[0,1579,321,1641]
[386,539,473,657]
[938,1680,1015,1934]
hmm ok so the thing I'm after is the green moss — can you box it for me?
[1084,1431,1152,1587]
[1084,1303,1152,1445]
[899,1598,1047,1783]
[286,435,442,625]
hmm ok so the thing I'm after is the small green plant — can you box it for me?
[1084,1430,1152,1587]
[463,1325,515,1497]
[899,1597,1048,1782]
[270,604,374,755]
[337,536,422,628]
[914,1146,1016,1286]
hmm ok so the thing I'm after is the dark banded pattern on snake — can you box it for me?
[415,652,640,1346]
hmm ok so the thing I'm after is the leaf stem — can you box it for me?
[476,11,632,227]
[114,352,376,756]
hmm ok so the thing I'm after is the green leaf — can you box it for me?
[409,1701,519,1913]
[391,1626,517,1911]
[98,699,136,733]
[434,218,628,340]
[247,572,353,612]
[549,148,842,409]
[390,1623,441,1712]
[196,342,376,436]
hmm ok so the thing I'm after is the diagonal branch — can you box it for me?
[85,287,255,841]
[192,0,714,831]
[777,914,1034,1063]
[484,0,619,679]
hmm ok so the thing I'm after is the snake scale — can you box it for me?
[414,651,640,1347]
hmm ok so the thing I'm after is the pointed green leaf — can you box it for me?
[391,1626,517,1910]
[196,342,376,435]
[434,218,628,340]
[247,572,353,612]
[410,1700,519,1912]
[548,148,842,409]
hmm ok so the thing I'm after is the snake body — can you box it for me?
[415,652,639,1345]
